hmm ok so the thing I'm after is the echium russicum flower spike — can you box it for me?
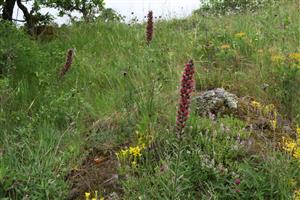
[176,60,195,138]
[146,10,153,45]
[60,48,74,78]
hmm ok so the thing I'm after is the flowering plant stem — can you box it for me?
[60,49,74,78]
[176,60,195,138]
[146,11,153,45]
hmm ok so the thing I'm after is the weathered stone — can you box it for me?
[195,88,238,117]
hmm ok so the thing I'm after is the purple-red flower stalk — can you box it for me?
[60,49,74,78]
[146,11,153,45]
[176,60,195,137]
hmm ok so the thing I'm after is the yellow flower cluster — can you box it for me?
[270,52,300,64]
[251,100,262,109]
[116,145,144,159]
[268,106,278,130]
[116,143,145,167]
[129,146,142,157]
[235,32,246,38]
[282,126,300,159]
[220,44,231,49]
[136,130,153,147]
[251,101,278,116]
[116,130,152,168]
[270,120,277,131]
[263,104,275,115]
[289,53,300,61]
[85,191,104,200]
[271,54,285,62]
[251,101,278,130]
[294,189,300,200]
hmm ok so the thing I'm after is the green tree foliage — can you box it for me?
[43,0,105,22]
[194,0,278,15]
[0,0,52,34]
[97,8,123,22]
[16,0,53,32]
[0,0,121,36]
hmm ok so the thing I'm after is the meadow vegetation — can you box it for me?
[0,0,299,199]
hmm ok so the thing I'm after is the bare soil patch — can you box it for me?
[66,148,123,200]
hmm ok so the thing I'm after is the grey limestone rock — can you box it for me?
[195,88,238,117]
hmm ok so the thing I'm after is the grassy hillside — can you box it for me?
[0,0,299,199]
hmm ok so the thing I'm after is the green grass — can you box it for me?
[0,0,300,199]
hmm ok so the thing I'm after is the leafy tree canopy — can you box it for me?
[42,0,105,22]
[0,0,122,35]
[194,0,278,15]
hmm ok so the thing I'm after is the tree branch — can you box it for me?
[11,18,25,22]
[16,0,30,20]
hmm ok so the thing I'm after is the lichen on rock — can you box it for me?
[195,88,239,117]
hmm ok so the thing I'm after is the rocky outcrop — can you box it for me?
[195,88,238,117]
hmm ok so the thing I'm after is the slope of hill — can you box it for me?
[0,0,299,199]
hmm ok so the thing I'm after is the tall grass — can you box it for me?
[0,0,299,198]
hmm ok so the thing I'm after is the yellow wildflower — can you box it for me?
[235,32,246,38]
[293,148,300,159]
[116,148,130,160]
[92,198,96,200]
[129,146,141,157]
[294,189,300,200]
[121,149,129,157]
[296,126,300,136]
[100,198,104,200]
[131,161,137,168]
[220,44,231,49]
[141,143,146,149]
[274,110,278,119]
[263,104,275,115]
[85,192,91,200]
[270,120,277,131]
[283,140,297,153]
[289,53,300,61]
[287,142,297,151]
[271,55,285,62]
[251,101,262,109]
[95,190,98,199]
